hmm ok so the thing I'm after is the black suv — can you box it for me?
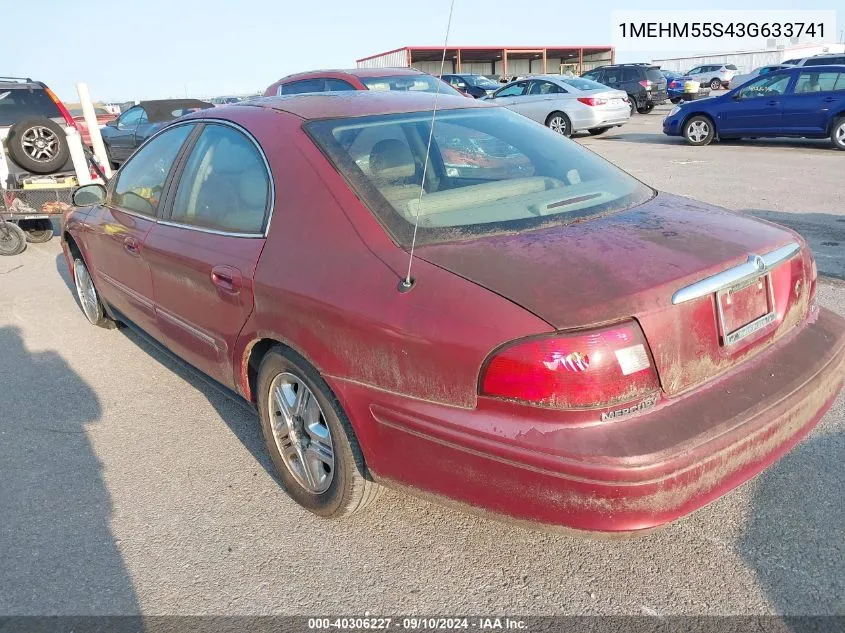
[581,64,668,114]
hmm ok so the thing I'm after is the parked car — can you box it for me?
[728,64,793,89]
[784,53,845,67]
[264,67,464,98]
[440,73,502,98]
[682,64,738,90]
[63,91,844,533]
[69,106,117,147]
[581,63,667,114]
[485,75,630,136]
[99,99,214,166]
[662,71,710,103]
[663,65,845,149]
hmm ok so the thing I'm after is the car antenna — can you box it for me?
[398,0,456,294]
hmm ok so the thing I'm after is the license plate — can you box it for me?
[716,274,776,346]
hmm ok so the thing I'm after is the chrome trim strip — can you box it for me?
[156,307,220,351]
[98,271,154,310]
[671,242,800,305]
[156,219,265,239]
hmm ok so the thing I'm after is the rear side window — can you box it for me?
[324,79,356,91]
[794,72,840,93]
[725,64,738,70]
[835,74,845,91]
[170,124,270,234]
[112,124,193,216]
[280,79,324,95]
[0,87,62,125]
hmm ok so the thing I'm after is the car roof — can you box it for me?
[278,67,425,83]
[237,91,490,121]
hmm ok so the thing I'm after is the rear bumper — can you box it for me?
[571,107,630,131]
[331,308,845,533]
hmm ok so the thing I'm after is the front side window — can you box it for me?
[111,124,193,216]
[307,107,653,246]
[170,124,270,234]
[117,107,144,130]
[737,74,790,99]
[793,72,839,93]
[493,81,528,98]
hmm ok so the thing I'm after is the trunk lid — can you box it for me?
[416,192,813,395]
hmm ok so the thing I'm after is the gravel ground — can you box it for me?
[0,106,842,617]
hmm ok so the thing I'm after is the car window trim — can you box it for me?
[105,121,199,220]
[156,118,275,239]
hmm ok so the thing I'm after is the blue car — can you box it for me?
[663,65,845,149]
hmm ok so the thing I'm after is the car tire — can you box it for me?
[0,222,27,256]
[257,346,382,518]
[545,111,572,137]
[5,117,71,174]
[709,78,721,91]
[830,117,845,151]
[22,219,54,243]
[72,256,115,328]
[683,115,715,146]
[629,99,636,116]
[636,104,654,114]
[588,127,610,136]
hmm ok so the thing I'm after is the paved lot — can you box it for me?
[1,108,843,617]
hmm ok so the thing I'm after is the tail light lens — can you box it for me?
[639,79,651,88]
[480,321,660,409]
[577,97,608,106]
[44,86,78,130]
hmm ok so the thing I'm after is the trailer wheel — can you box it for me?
[21,219,54,243]
[5,117,70,174]
[0,222,27,256]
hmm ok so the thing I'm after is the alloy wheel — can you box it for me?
[835,122,845,147]
[687,120,710,143]
[21,126,60,163]
[268,372,334,494]
[548,116,568,135]
[73,260,100,323]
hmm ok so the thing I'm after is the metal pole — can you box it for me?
[76,82,112,179]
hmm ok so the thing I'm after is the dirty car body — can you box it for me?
[62,92,845,533]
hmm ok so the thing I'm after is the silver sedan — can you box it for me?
[485,75,630,136]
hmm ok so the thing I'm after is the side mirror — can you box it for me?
[106,119,118,127]
[72,183,107,207]
[732,92,742,100]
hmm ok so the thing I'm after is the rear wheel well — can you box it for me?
[828,112,845,132]
[245,338,283,403]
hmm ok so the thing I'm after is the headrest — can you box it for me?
[369,139,415,182]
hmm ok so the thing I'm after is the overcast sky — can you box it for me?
[3,0,842,102]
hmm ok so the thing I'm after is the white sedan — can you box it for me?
[485,75,630,137]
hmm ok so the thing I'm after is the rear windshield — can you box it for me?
[466,75,500,89]
[306,107,653,246]
[361,75,456,95]
[646,68,665,82]
[0,87,61,125]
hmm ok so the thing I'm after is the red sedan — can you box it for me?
[264,67,466,98]
[63,92,845,533]
[70,106,117,147]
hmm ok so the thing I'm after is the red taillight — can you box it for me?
[577,97,608,106]
[669,80,680,89]
[44,86,78,130]
[639,79,651,88]
[480,321,660,409]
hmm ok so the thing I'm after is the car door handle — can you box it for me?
[766,100,779,106]
[211,265,242,293]
[123,236,140,255]
[822,96,836,102]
